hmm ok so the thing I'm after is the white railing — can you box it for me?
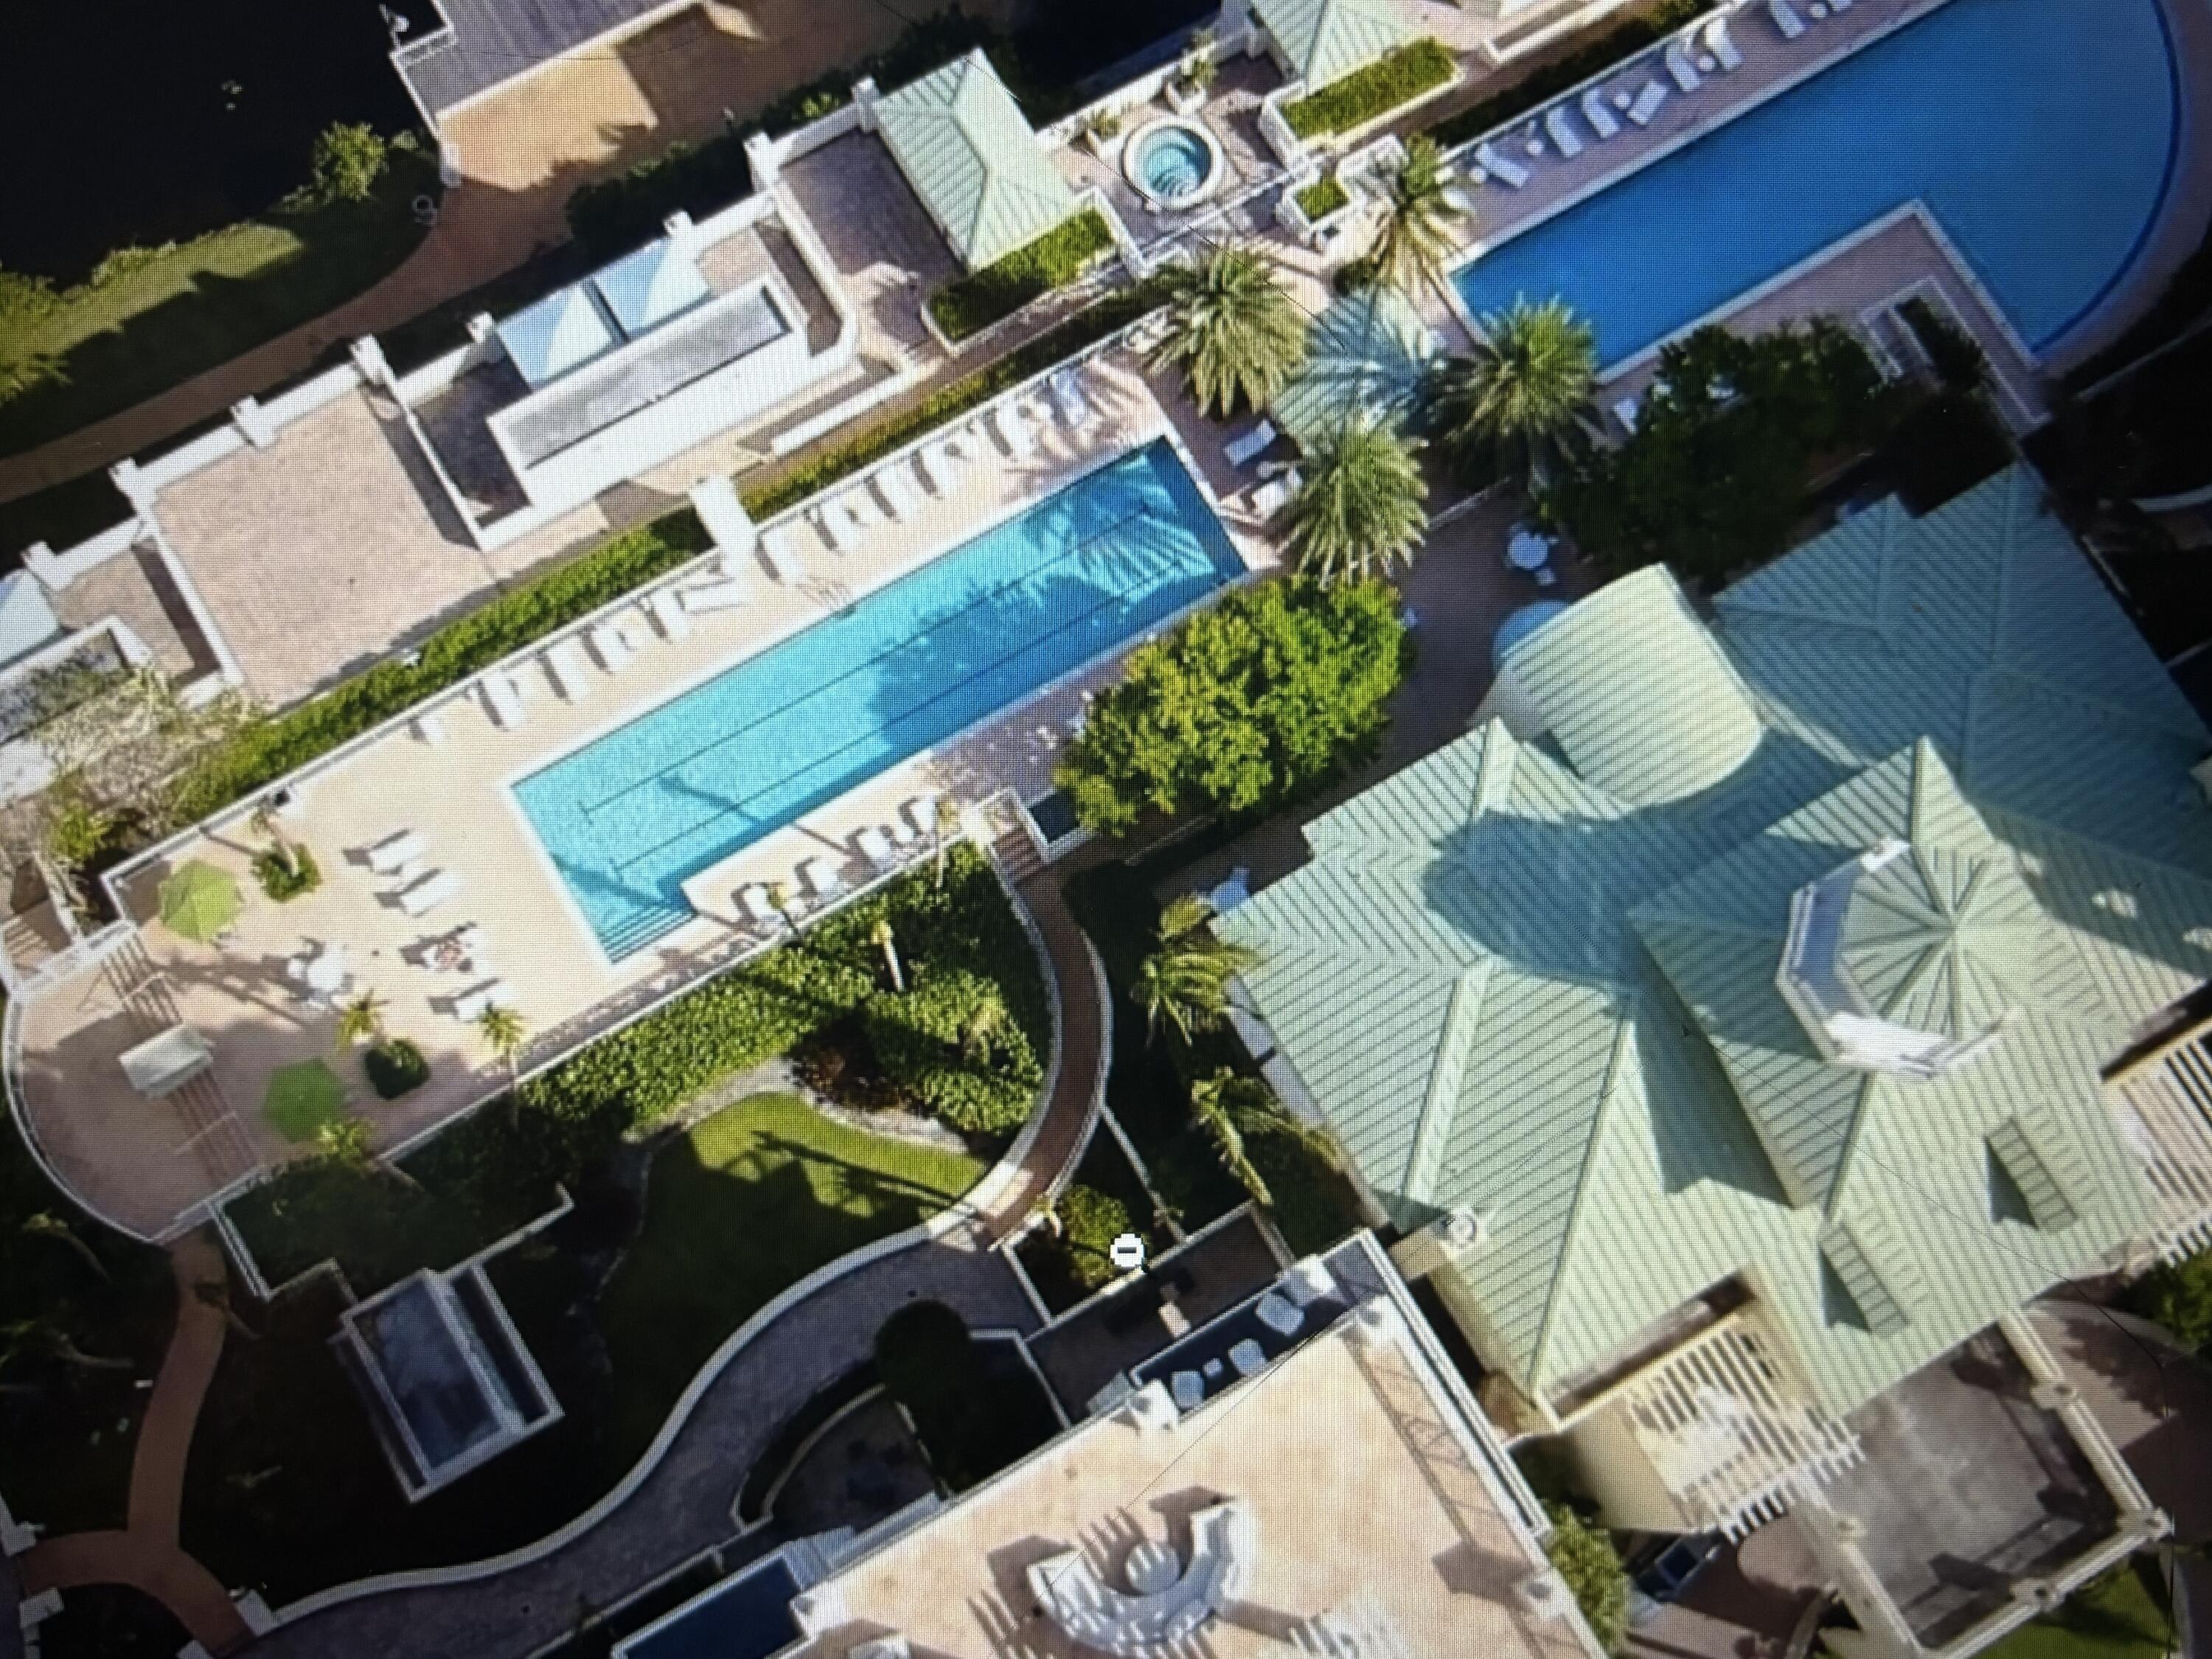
[2112,1029,2212,1262]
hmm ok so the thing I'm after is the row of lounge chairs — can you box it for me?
[364,826,463,919]
[734,796,947,934]
[1770,0,1851,41]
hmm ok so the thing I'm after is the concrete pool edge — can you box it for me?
[503,427,1255,962]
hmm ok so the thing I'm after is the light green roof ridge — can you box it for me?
[1251,0,1416,88]
[875,51,1079,271]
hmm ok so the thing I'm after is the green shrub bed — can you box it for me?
[529,845,1050,1141]
[927,211,1116,342]
[1426,0,1708,149]
[1294,177,1350,220]
[251,845,321,901]
[363,1039,430,1102]
[1284,40,1456,139]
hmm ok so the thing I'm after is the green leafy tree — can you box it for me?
[1283,417,1430,584]
[1188,1068,1275,1206]
[2127,1252,2212,1352]
[1047,1184,1138,1290]
[1425,297,1599,491]
[1057,579,1408,836]
[1549,320,1891,585]
[333,990,389,1052]
[1367,135,1466,296]
[1543,1502,1630,1652]
[477,1003,529,1087]
[1147,243,1310,418]
[316,1116,374,1167]
[305,123,389,205]
[865,967,1041,1133]
[1133,896,1256,1046]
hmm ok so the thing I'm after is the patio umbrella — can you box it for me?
[159,861,242,944]
[263,1058,347,1144]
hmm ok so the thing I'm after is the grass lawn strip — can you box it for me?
[1983,1560,2174,1659]
[596,1092,986,1460]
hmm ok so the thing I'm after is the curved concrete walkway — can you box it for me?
[239,862,1108,1658]
[15,1232,251,1655]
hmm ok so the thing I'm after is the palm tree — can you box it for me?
[766,880,798,933]
[1188,1068,1274,1207]
[933,797,961,890]
[961,992,1009,1066]
[1367,136,1467,297]
[0,1316,132,1377]
[19,1212,108,1282]
[333,989,387,1052]
[1282,417,1430,584]
[1425,297,1599,492]
[872,917,905,992]
[1147,243,1310,418]
[249,800,300,878]
[1133,895,1259,1046]
[477,1003,528,1086]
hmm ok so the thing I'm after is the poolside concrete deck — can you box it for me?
[13,352,1277,1241]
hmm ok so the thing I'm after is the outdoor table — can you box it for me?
[305,950,348,997]
[1507,530,1553,571]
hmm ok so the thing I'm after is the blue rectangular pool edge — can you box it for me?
[513,438,1243,958]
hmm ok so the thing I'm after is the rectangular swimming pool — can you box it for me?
[515,438,1243,957]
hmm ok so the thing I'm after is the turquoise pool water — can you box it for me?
[1450,0,2181,366]
[515,439,1242,957]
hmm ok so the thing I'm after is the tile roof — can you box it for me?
[1251,0,1417,90]
[1223,467,2212,1413]
[874,49,1080,272]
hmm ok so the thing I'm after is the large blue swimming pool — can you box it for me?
[516,438,1242,957]
[1450,0,2181,366]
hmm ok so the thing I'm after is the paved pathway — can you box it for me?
[238,866,1108,1659]
[15,1232,251,1655]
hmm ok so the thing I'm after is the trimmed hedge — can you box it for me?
[170,514,710,822]
[364,1038,430,1102]
[928,211,1116,342]
[1054,1183,1137,1290]
[1284,40,1456,139]
[1426,0,1708,149]
[251,844,321,901]
[527,846,1049,1140]
[740,274,1170,520]
[1294,177,1350,220]
[566,10,1004,256]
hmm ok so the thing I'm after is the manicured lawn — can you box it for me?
[596,1093,987,1461]
[0,146,439,458]
[1983,1559,2174,1659]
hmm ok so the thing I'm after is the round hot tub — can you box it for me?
[1123,117,1226,211]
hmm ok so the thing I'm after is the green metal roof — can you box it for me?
[875,49,1079,272]
[1251,0,1416,89]
[1272,286,1433,451]
[1834,846,2042,1040]
[1223,467,2212,1415]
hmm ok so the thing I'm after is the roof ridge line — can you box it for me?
[1526,1007,1641,1385]
[1820,1073,1882,1223]
[1400,960,1492,1208]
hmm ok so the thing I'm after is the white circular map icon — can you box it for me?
[1109,1233,1146,1272]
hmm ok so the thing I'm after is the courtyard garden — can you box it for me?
[1980,1557,2175,1659]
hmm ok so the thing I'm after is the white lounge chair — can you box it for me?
[681,578,748,613]
[799,858,845,902]
[1770,0,1806,39]
[855,826,897,872]
[647,588,691,640]
[399,869,462,918]
[738,884,782,928]
[544,639,592,703]
[810,502,857,553]
[1282,1256,1338,1307]
[1474,142,1531,188]
[1581,88,1621,139]
[991,401,1036,460]
[1248,467,1300,520]
[1228,1338,1267,1377]
[1627,79,1669,126]
[1223,419,1278,469]
[367,828,427,874]
[412,711,447,746]
[905,795,945,842]
[1665,39,1702,91]
[479,671,526,731]
[1255,1291,1303,1337]
[1169,1371,1206,1411]
[1543,105,1585,159]
[452,978,510,1021]
[916,440,951,495]
[872,462,920,521]
[1048,366,1102,434]
[1703,15,1743,70]
[588,625,633,674]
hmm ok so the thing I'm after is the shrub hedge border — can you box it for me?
[1283,39,1456,140]
[1294,177,1350,221]
[927,210,1117,342]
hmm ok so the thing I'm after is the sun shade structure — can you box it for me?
[497,282,620,389]
[335,1265,563,1500]
[1251,0,1416,89]
[157,860,242,944]
[263,1058,347,1142]
[591,234,712,337]
[873,49,1082,271]
[1271,286,1434,452]
[1221,467,2212,1455]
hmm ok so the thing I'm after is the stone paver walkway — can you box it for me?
[15,1232,250,1655]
